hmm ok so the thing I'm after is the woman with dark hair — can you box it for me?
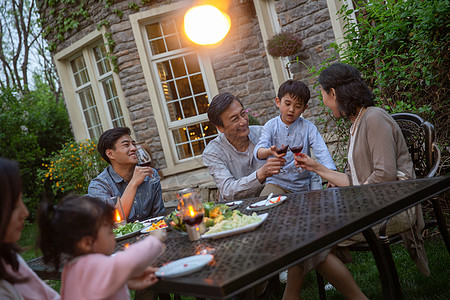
[296,62,415,187]
[0,157,59,299]
[295,63,428,275]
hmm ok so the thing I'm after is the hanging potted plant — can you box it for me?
[266,31,303,58]
[266,31,303,78]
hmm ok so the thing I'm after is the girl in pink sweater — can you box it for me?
[38,195,165,300]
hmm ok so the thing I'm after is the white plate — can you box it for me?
[155,254,213,278]
[140,216,164,225]
[201,213,268,239]
[224,201,243,210]
[140,220,168,233]
[245,196,287,211]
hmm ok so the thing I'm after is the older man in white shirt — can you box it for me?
[202,93,285,201]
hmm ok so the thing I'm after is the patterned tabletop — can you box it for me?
[28,176,449,299]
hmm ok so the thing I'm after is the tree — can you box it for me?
[0,0,60,99]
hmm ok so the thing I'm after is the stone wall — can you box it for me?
[274,0,337,125]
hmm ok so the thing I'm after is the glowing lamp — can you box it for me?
[184,5,231,45]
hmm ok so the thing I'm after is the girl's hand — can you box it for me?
[127,266,159,290]
[294,153,317,171]
[150,228,167,242]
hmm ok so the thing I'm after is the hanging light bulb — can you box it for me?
[184,5,231,45]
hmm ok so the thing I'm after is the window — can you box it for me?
[67,42,126,140]
[145,15,218,161]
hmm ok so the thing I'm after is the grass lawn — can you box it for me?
[19,222,449,299]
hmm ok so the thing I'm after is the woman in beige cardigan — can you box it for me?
[295,62,429,275]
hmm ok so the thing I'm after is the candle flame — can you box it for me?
[114,209,122,222]
[188,205,196,217]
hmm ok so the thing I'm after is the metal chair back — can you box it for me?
[391,112,441,178]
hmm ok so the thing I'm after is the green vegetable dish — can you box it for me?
[165,202,243,233]
[113,222,144,237]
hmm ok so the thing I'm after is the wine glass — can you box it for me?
[135,148,159,183]
[106,196,126,226]
[289,134,306,173]
[177,188,214,254]
[177,188,205,237]
[274,136,289,173]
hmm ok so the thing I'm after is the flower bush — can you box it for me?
[38,139,108,197]
[266,31,303,58]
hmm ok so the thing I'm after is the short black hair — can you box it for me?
[97,127,131,164]
[318,63,374,117]
[207,93,243,128]
[277,79,311,106]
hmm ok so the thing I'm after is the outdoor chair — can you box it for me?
[316,112,447,299]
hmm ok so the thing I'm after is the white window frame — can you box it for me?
[130,1,220,176]
[253,0,290,84]
[54,28,132,141]
[326,0,358,48]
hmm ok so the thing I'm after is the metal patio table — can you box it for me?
[28,176,449,299]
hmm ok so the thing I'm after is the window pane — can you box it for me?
[175,143,193,160]
[195,94,209,114]
[146,23,162,39]
[171,121,218,160]
[161,81,178,101]
[167,100,183,122]
[161,19,176,35]
[150,38,167,55]
[77,87,103,139]
[93,44,111,76]
[171,57,186,78]
[71,55,90,87]
[102,77,124,127]
[190,74,206,94]
[176,77,191,99]
[185,54,200,73]
[202,121,217,137]
[157,61,173,81]
[180,97,196,118]
[166,34,181,52]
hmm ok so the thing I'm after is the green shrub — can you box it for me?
[38,139,108,198]
[0,85,72,215]
[310,0,449,171]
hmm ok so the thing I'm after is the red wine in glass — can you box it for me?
[138,161,152,167]
[290,146,303,156]
[183,213,204,226]
[274,145,289,155]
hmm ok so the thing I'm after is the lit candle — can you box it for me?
[188,205,196,217]
[114,209,126,227]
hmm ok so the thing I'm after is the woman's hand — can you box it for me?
[127,266,159,290]
[293,153,318,171]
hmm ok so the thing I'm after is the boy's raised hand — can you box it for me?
[270,145,288,158]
